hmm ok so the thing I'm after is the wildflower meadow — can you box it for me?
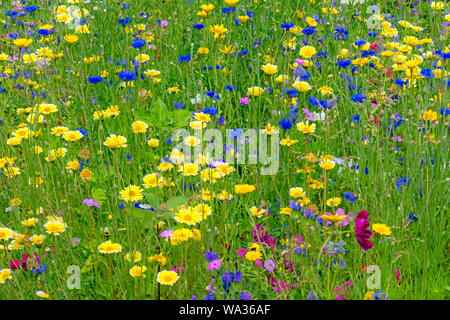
[0,0,448,302]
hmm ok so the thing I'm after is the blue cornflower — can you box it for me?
[87,76,103,84]
[134,203,154,211]
[344,192,359,203]
[118,70,136,81]
[131,38,146,48]
[279,118,292,130]
[281,22,294,29]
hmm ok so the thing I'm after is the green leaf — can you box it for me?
[166,195,190,210]
[81,255,95,273]
[91,188,107,205]
[143,192,160,208]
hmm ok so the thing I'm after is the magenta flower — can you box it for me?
[208,259,221,271]
[354,210,374,251]
[83,199,99,207]
[236,248,247,257]
[240,97,250,105]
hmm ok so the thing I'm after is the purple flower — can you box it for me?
[203,250,218,262]
[83,199,99,207]
[264,259,276,272]
[355,210,374,251]
[160,229,174,238]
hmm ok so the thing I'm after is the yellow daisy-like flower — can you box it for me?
[30,234,46,246]
[292,81,312,92]
[181,163,200,176]
[247,87,264,97]
[249,206,265,218]
[372,223,392,236]
[290,187,305,198]
[0,269,12,284]
[174,208,203,225]
[119,185,144,202]
[157,270,179,285]
[320,213,346,222]
[245,250,262,261]
[13,38,33,48]
[209,24,228,39]
[63,131,83,142]
[147,139,160,148]
[129,265,147,278]
[280,207,293,215]
[320,160,335,170]
[131,121,148,133]
[297,121,316,134]
[44,220,67,235]
[234,184,256,194]
[261,64,278,75]
[98,240,122,254]
[104,134,128,148]
[148,252,167,265]
[22,218,39,227]
[299,46,317,59]
[0,228,13,241]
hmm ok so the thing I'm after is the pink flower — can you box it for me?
[236,248,247,257]
[208,259,221,271]
[161,20,168,27]
[83,199,100,207]
[295,59,306,64]
[240,97,250,105]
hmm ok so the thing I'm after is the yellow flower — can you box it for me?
[320,213,346,222]
[104,134,128,148]
[403,36,420,47]
[143,173,159,188]
[292,81,312,92]
[0,269,12,284]
[234,184,255,194]
[247,87,264,97]
[51,126,69,136]
[327,197,342,207]
[7,137,22,146]
[318,85,333,95]
[119,185,144,202]
[300,46,317,59]
[66,160,80,171]
[420,109,437,121]
[280,207,293,215]
[305,17,318,27]
[44,220,67,235]
[129,266,147,278]
[131,121,148,133]
[38,103,58,114]
[63,34,79,44]
[0,228,13,241]
[148,252,167,265]
[181,163,200,176]
[147,139,159,148]
[372,223,392,236]
[219,45,236,55]
[245,250,262,261]
[135,54,149,63]
[320,160,335,170]
[209,24,228,39]
[249,206,265,218]
[200,3,215,13]
[79,168,94,181]
[63,131,83,142]
[224,0,239,6]
[157,270,179,285]
[22,218,39,227]
[198,47,210,54]
[30,235,46,246]
[290,187,305,198]
[261,64,278,75]
[280,137,298,147]
[297,121,316,134]
[184,136,200,147]
[174,208,203,225]
[13,38,33,48]
[98,240,122,254]
[194,112,211,122]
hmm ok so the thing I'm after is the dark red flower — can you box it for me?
[354,210,374,251]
